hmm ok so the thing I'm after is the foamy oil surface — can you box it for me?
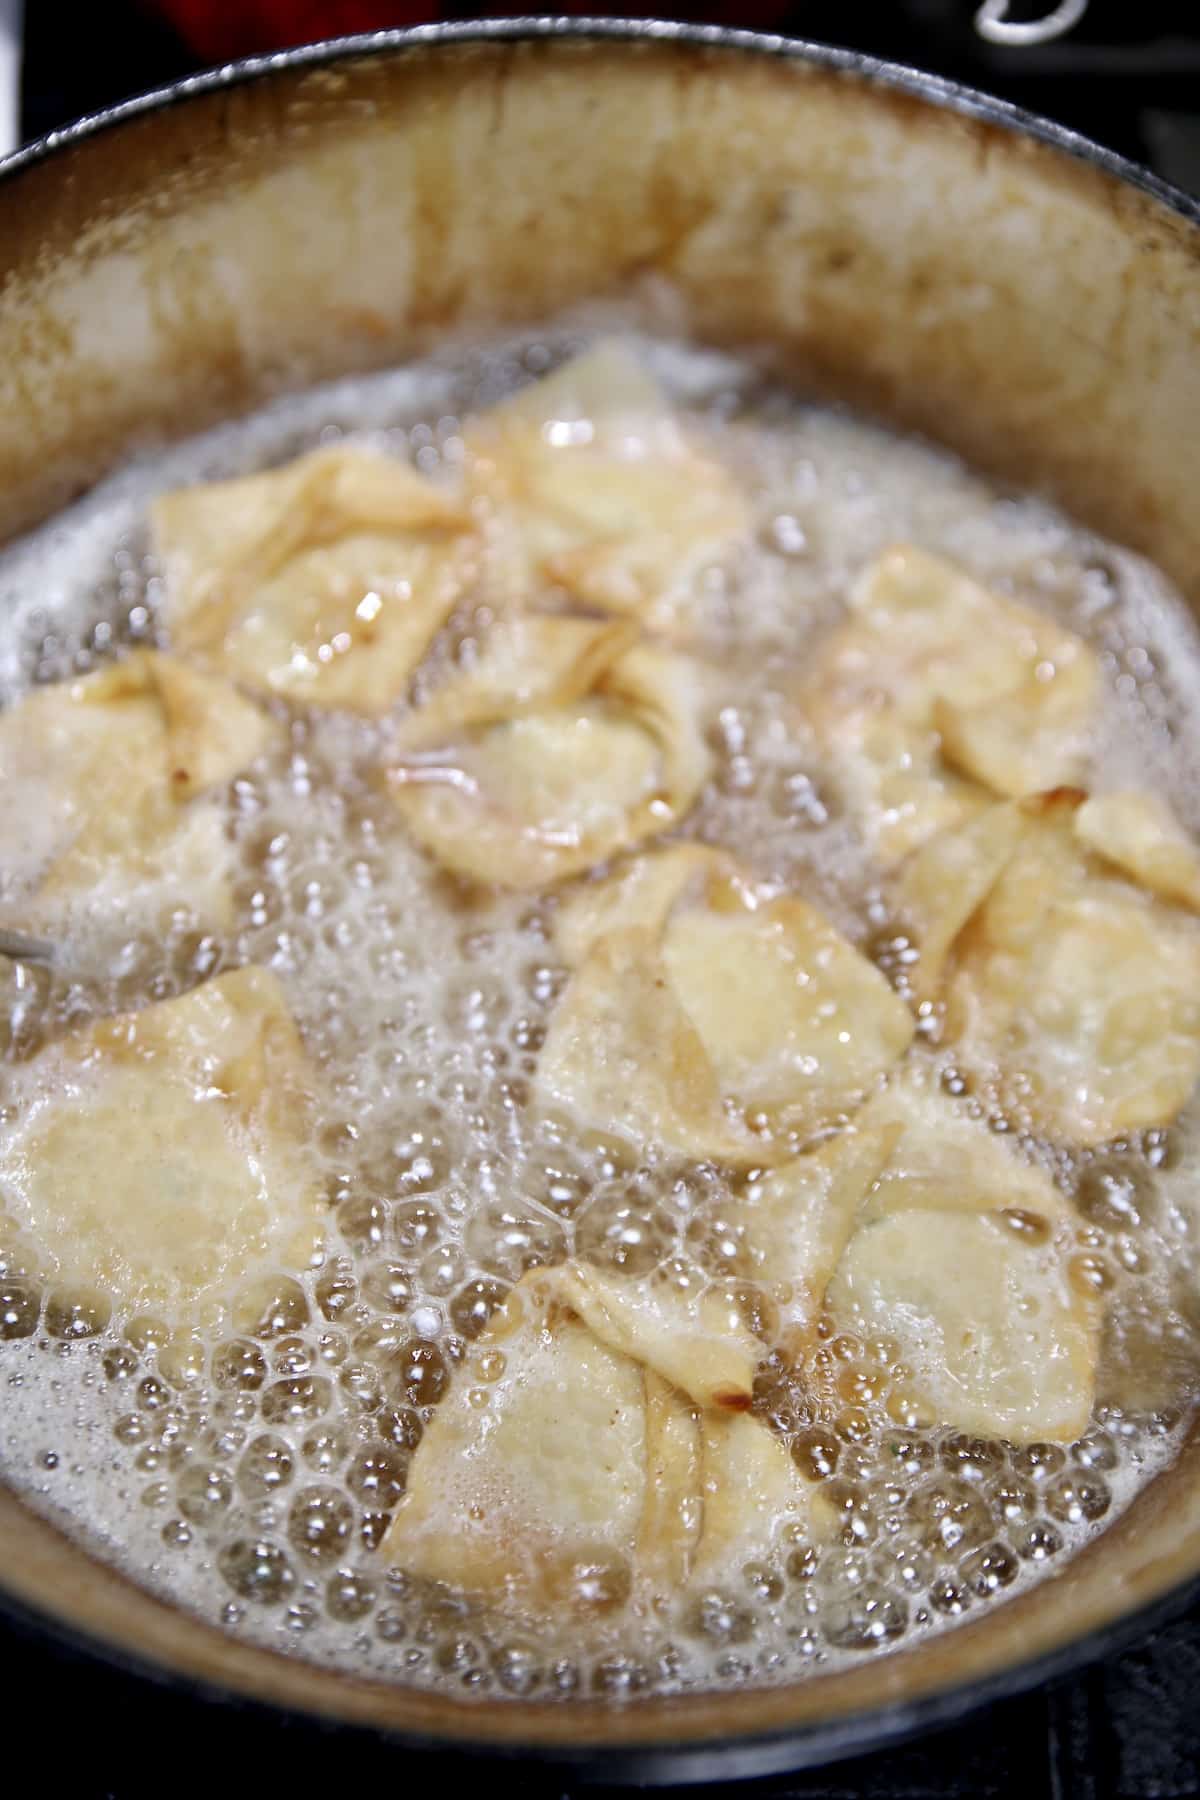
[1,327,1199,1700]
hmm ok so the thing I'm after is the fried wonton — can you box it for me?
[811,1071,1099,1442]
[152,445,478,713]
[900,789,1200,1145]
[462,342,748,631]
[383,618,712,890]
[537,926,767,1166]
[896,800,1027,1004]
[0,967,324,1327]
[0,651,276,934]
[547,1261,760,1412]
[830,1210,1094,1444]
[383,1262,831,1608]
[538,847,915,1161]
[736,1124,900,1346]
[553,840,719,967]
[808,701,992,871]
[1075,789,1200,913]
[801,546,1099,865]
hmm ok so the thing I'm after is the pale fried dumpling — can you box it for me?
[384,619,712,891]
[152,445,477,714]
[383,1262,830,1608]
[536,927,768,1167]
[958,879,1200,1146]
[463,342,748,631]
[549,1261,760,1411]
[554,841,721,967]
[150,654,276,801]
[801,547,1098,864]
[1075,789,1200,913]
[0,651,276,933]
[847,547,1098,746]
[0,968,324,1328]
[855,1069,1070,1221]
[806,700,991,869]
[831,1210,1095,1443]
[543,847,914,1158]
[934,667,1096,799]
[898,789,1083,1022]
[736,1124,899,1346]
[635,1379,839,1589]
[896,800,1026,1002]
[924,791,1200,1145]
[692,1408,834,1584]
[393,614,637,750]
[385,1293,649,1600]
[575,1267,839,1580]
[638,1373,704,1589]
[825,1070,1099,1442]
[662,893,914,1131]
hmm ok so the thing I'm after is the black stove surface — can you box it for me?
[4,1590,1200,1796]
[8,4,1200,1795]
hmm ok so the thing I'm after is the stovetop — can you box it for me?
[5,1585,1200,1796]
[6,4,1200,1795]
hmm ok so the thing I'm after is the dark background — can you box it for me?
[9,4,1200,1795]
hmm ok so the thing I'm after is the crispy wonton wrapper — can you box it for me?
[463,342,748,632]
[1075,789,1200,913]
[383,618,713,891]
[0,967,325,1328]
[736,1123,900,1344]
[384,1261,832,1608]
[898,788,1200,1145]
[742,1068,1098,1441]
[152,445,478,714]
[0,650,276,935]
[801,546,1099,866]
[538,846,914,1162]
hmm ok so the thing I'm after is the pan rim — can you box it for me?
[1,13,1198,231]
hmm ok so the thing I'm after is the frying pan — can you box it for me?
[0,18,1198,1785]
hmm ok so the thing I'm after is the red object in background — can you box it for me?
[143,3,791,64]
[143,2,430,62]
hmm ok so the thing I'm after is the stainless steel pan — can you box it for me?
[0,20,1197,1782]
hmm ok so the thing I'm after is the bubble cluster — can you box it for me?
[0,327,1196,1700]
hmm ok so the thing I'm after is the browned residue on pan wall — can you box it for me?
[0,39,1196,596]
